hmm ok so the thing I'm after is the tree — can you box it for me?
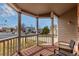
[28,28,31,33]
[42,26,49,34]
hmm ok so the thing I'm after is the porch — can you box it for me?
[0,3,79,56]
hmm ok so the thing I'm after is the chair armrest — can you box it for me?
[59,41,69,46]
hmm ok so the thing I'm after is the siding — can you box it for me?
[58,8,77,43]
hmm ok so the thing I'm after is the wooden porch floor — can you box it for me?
[14,45,56,56]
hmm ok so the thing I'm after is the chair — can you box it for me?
[54,40,77,56]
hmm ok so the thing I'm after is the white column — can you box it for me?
[51,12,54,46]
[36,17,39,46]
[18,11,21,53]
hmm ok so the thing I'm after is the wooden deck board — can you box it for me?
[13,45,56,56]
[33,49,54,56]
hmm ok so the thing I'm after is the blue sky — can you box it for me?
[22,14,52,29]
[0,3,58,29]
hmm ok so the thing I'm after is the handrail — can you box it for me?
[0,34,53,42]
[0,36,18,42]
[21,34,37,37]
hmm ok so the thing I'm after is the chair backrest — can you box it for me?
[69,40,75,49]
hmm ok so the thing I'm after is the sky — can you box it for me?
[0,3,58,29]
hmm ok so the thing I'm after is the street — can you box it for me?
[0,32,18,39]
[0,32,36,39]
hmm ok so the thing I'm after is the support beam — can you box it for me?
[8,3,21,12]
[18,11,21,54]
[36,16,39,46]
[50,12,54,46]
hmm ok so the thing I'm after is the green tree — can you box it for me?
[42,26,49,34]
[28,28,31,33]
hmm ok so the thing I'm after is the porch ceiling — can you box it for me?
[9,3,76,17]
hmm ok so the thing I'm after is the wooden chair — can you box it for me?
[54,40,77,56]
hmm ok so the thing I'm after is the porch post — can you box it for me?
[50,12,54,46]
[36,16,39,46]
[18,11,21,54]
[77,4,79,55]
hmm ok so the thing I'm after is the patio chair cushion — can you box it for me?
[59,44,71,50]
[59,40,75,51]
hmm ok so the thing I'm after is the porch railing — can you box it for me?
[0,36,18,56]
[38,34,52,45]
[0,34,53,56]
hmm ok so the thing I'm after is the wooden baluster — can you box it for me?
[3,41,5,56]
[9,40,10,56]
[36,35,37,44]
[13,39,15,53]
[15,38,18,51]
[25,36,26,48]
[46,35,47,44]
[23,37,24,49]
[22,37,23,49]
[12,39,13,55]
[7,40,9,56]
[20,37,22,50]
[22,37,24,49]
[45,35,46,44]
[10,39,12,55]
[23,37,25,49]
[48,35,50,44]
[11,39,13,54]
[15,38,16,52]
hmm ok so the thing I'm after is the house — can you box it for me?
[2,27,16,32]
[0,27,3,32]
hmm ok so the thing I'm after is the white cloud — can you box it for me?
[4,4,16,16]
[0,3,17,19]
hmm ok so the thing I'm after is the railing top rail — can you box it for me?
[0,34,52,42]
[21,34,52,37]
[21,34,37,37]
[0,36,18,42]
